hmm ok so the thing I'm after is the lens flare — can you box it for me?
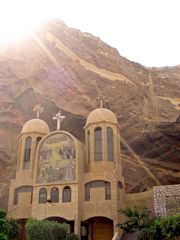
[0,0,53,46]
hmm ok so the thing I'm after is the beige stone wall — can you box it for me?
[125,189,154,212]
[32,184,78,219]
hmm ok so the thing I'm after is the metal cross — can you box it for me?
[33,104,44,118]
[52,110,66,130]
[96,95,107,108]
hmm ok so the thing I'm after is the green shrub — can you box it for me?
[117,207,153,233]
[155,214,180,239]
[0,209,20,240]
[26,219,68,240]
[118,207,180,240]
[0,233,8,240]
[26,219,54,240]
[8,219,20,240]
[0,209,6,219]
[66,233,79,240]
[137,225,158,240]
[51,222,67,240]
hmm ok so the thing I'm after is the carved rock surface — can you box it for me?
[0,20,179,208]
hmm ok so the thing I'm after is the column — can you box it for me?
[74,219,80,236]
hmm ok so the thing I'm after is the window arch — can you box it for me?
[13,186,33,205]
[62,186,71,202]
[94,127,102,161]
[51,187,59,203]
[85,180,111,201]
[85,183,90,201]
[87,130,90,162]
[118,181,123,200]
[23,136,32,169]
[39,188,47,203]
[18,139,22,170]
[105,182,111,200]
[107,127,113,161]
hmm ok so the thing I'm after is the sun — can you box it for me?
[0,0,53,46]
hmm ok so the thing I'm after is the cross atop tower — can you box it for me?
[33,104,44,118]
[96,95,107,108]
[52,111,66,130]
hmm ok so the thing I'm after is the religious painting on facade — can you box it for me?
[36,133,76,183]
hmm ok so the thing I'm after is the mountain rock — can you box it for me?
[0,19,179,208]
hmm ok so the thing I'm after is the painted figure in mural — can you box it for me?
[58,145,76,160]
[59,167,66,180]
[65,164,75,180]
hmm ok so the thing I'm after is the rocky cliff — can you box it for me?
[0,19,179,208]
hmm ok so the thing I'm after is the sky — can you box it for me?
[0,0,180,67]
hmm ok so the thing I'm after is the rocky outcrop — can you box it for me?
[0,19,179,208]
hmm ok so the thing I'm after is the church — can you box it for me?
[7,103,178,240]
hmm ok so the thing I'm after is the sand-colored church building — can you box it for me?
[8,104,176,240]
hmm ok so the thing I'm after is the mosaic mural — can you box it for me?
[36,133,76,183]
[153,184,180,216]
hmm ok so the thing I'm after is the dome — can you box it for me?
[86,108,118,126]
[21,119,50,134]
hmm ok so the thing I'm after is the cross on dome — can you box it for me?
[53,110,66,130]
[33,104,44,118]
[96,95,107,108]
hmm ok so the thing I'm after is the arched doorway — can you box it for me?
[45,216,74,233]
[82,217,113,240]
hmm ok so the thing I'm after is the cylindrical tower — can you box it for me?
[17,118,50,178]
[83,107,125,235]
[8,118,50,220]
[84,107,122,174]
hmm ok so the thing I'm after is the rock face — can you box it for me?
[0,19,179,208]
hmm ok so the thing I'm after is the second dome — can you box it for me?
[86,108,118,126]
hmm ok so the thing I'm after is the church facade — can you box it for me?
[8,106,155,240]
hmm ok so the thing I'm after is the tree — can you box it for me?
[117,207,153,234]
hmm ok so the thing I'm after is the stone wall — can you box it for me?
[125,190,154,212]
[153,184,180,216]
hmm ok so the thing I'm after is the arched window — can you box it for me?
[94,127,102,161]
[51,187,59,203]
[107,127,113,161]
[85,183,90,201]
[36,137,42,150]
[18,139,22,170]
[23,137,32,169]
[118,181,123,200]
[87,131,90,162]
[62,186,71,202]
[39,188,47,203]
[84,181,111,201]
[118,181,123,189]
[105,182,111,200]
[13,186,33,205]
